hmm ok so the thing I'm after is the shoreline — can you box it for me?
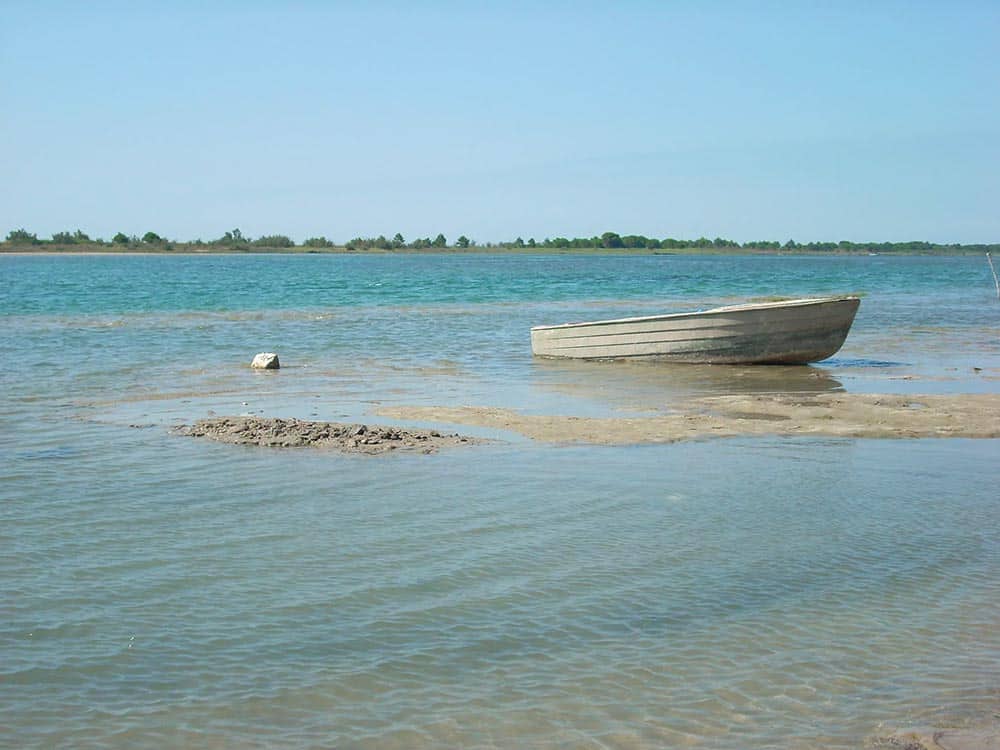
[0,246,991,257]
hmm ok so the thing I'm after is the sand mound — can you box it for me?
[177,416,482,454]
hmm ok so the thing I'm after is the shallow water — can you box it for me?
[2,253,999,748]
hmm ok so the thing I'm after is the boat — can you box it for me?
[530,296,860,364]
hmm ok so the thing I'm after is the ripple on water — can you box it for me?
[2,433,999,749]
[3,255,1000,749]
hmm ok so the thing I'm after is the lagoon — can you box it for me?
[2,254,999,748]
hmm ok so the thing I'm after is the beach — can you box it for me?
[2,252,999,749]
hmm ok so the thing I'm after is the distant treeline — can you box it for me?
[3,227,298,251]
[494,232,1000,253]
[4,227,998,254]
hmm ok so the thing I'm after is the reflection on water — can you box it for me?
[530,358,844,415]
[826,357,907,369]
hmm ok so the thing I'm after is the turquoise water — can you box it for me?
[2,254,999,748]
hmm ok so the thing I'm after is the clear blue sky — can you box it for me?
[2,1,998,244]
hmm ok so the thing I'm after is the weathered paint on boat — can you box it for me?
[530,296,861,364]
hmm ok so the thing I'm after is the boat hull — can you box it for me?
[530,296,860,364]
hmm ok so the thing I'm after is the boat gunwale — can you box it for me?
[530,296,860,332]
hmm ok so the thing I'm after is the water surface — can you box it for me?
[2,253,998,748]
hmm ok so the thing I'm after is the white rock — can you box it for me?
[251,352,280,370]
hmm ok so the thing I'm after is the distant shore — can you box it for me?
[0,244,991,257]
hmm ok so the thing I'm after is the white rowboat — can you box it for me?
[530,296,860,364]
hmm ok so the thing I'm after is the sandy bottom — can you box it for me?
[869,726,1000,749]
[377,392,1000,444]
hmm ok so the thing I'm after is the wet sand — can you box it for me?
[869,726,1000,749]
[376,392,1000,444]
[177,416,483,454]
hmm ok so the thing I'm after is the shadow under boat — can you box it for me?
[530,357,845,404]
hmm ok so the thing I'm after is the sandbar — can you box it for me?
[176,416,483,454]
[376,392,1000,444]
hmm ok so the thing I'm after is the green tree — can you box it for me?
[6,228,39,244]
[212,229,249,248]
[432,233,447,248]
[392,233,405,248]
[252,234,294,247]
[52,231,78,244]
[600,232,624,248]
[214,229,245,245]
[112,232,130,244]
[303,236,334,248]
[142,231,163,244]
[456,235,470,248]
